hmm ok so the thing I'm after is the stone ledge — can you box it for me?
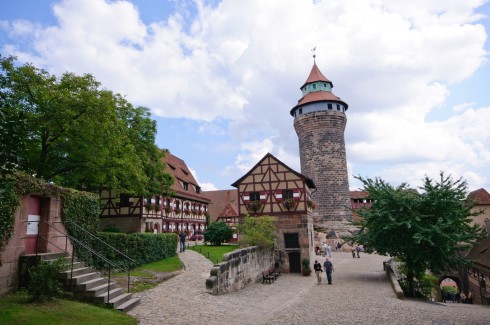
[384,259,404,300]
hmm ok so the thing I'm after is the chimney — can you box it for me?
[226,191,231,204]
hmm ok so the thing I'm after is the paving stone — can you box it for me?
[128,249,490,325]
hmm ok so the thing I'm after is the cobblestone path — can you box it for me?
[128,250,490,325]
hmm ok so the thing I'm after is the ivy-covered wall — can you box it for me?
[0,172,99,265]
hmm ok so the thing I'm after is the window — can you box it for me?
[155,196,160,206]
[328,103,332,110]
[166,198,171,208]
[196,186,201,194]
[284,233,300,248]
[183,182,189,191]
[337,104,341,111]
[250,191,260,201]
[282,189,293,199]
[298,108,302,115]
[146,197,151,205]
[312,84,316,89]
[176,201,180,209]
[120,194,130,207]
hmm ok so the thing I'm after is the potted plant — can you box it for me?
[282,198,296,210]
[301,258,311,276]
[307,199,316,210]
[246,200,262,213]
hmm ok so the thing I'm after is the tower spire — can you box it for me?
[311,47,316,64]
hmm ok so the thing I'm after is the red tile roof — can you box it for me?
[204,189,238,222]
[162,150,210,202]
[219,201,238,218]
[295,90,346,107]
[350,190,369,199]
[301,63,332,88]
[467,188,490,205]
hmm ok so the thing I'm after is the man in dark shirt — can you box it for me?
[179,231,186,252]
[313,260,323,284]
[323,258,334,285]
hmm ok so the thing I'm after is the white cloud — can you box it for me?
[1,0,489,191]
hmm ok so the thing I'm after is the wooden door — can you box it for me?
[288,251,301,273]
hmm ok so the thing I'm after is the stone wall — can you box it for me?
[205,246,274,295]
[0,195,72,296]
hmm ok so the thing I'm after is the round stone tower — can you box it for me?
[290,60,352,228]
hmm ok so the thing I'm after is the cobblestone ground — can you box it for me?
[128,250,490,325]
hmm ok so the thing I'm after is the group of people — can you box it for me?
[442,290,473,304]
[352,245,362,258]
[316,241,343,257]
[313,258,334,285]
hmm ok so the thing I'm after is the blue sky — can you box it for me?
[1,0,489,193]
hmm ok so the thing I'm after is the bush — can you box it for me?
[238,215,276,249]
[102,225,122,233]
[204,221,233,245]
[95,232,178,269]
[27,258,67,302]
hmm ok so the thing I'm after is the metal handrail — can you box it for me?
[34,220,131,304]
[64,221,134,263]
[64,220,133,293]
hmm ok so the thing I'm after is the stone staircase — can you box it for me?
[44,253,140,312]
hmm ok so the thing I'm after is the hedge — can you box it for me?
[95,232,178,270]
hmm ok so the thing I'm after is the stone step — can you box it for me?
[75,276,107,291]
[70,272,99,285]
[116,297,140,312]
[94,287,124,304]
[60,266,92,279]
[108,292,132,309]
[84,281,117,297]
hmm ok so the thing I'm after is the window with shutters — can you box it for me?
[250,192,260,201]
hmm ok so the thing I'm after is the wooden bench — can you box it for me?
[269,268,280,280]
[262,271,275,284]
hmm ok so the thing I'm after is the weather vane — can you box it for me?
[311,46,316,63]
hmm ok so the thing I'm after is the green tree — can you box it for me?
[238,215,276,249]
[0,55,171,195]
[350,172,484,297]
[204,221,233,245]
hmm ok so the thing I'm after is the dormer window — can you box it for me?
[196,186,201,194]
[182,169,189,176]
[183,182,189,191]
[312,84,316,90]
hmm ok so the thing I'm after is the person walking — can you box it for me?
[323,257,334,285]
[179,230,186,252]
[320,242,326,257]
[313,260,323,284]
[327,244,332,258]
[356,245,361,258]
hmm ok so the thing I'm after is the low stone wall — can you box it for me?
[205,246,274,295]
[383,258,404,300]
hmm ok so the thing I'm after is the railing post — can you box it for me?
[107,265,111,305]
[127,261,131,293]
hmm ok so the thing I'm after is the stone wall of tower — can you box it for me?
[294,110,352,226]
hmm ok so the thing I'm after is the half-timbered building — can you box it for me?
[231,153,316,274]
[99,150,210,234]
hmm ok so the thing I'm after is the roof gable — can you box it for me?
[467,188,490,205]
[231,152,315,189]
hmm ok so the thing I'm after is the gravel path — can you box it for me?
[128,249,490,325]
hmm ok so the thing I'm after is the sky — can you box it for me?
[1,0,489,194]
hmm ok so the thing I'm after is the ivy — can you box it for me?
[0,172,99,266]
[0,178,19,266]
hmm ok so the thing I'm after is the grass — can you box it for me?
[114,255,184,293]
[0,291,137,325]
[191,244,239,263]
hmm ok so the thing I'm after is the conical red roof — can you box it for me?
[301,63,332,89]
